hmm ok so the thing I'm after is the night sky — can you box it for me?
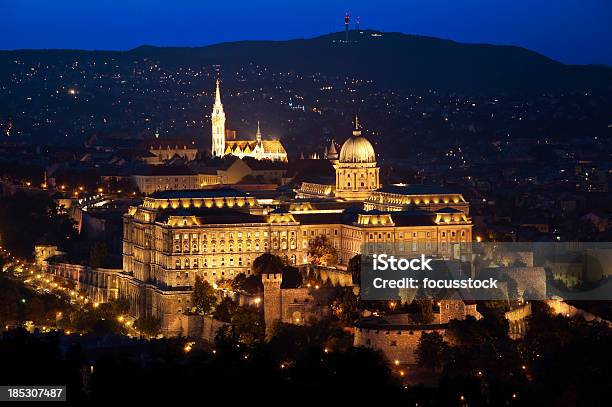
[2,0,611,65]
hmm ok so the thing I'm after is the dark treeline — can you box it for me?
[1,303,611,404]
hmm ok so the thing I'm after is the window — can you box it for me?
[390,340,397,347]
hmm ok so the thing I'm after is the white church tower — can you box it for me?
[253,120,264,160]
[211,79,226,157]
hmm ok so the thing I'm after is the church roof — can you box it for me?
[225,139,287,155]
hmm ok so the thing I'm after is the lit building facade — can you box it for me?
[120,183,472,333]
[39,112,473,336]
[334,116,380,200]
[130,171,219,195]
[211,80,287,162]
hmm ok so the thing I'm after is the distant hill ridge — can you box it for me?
[3,30,612,93]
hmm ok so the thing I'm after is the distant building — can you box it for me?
[354,299,481,365]
[130,165,219,195]
[39,115,472,335]
[297,116,379,200]
[146,142,199,164]
[211,80,288,162]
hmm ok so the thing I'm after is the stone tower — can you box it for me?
[262,273,283,329]
[211,79,226,157]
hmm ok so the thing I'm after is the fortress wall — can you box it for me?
[354,326,447,365]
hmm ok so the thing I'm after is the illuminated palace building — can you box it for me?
[211,80,287,161]
[118,117,473,333]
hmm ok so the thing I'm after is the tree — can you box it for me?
[231,305,264,345]
[134,316,161,337]
[416,331,447,371]
[414,299,435,324]
[191,276,217,314]
[231,273,262,293]
[280,264,302,288]
[328,289,359,324]
[213,304,264,346]
[252,253,284,276]
[26,297,46,324]
[213,297,238,323]
[307,235,338,266]
[348,255,361,284]
[0,192,77,259]
[251,253,301,288]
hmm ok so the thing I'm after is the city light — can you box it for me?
[0,12,607,402]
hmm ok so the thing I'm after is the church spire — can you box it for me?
[211,79,226,157]
[256,120,262,143]
[328,140,338,155]
[353,114,362,136]
[215,79,222,105]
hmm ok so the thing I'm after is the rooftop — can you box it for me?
[377,184,458,196]
[157,208,266,225]
[148,187,249,200]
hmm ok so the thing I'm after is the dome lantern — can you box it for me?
[339,115,376,164]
